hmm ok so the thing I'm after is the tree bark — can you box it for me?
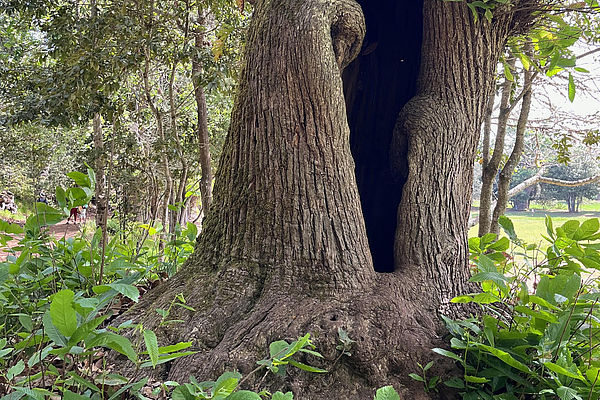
[491,50,534,234]
[392,0,511,303]
[92,113,106,228]
[478,57,516,236]
[192,10,214,217]
[121,1,534,398]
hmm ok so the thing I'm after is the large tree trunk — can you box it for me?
[123,1,532,398]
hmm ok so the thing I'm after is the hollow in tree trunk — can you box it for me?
[122,1,535,398]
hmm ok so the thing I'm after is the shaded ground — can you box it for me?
[0,218,86,261]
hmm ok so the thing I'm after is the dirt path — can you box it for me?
[0,219,85,261]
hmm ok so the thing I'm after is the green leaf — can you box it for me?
[373,385,401,400]
[269,340,290,358]
[270,393,293,400]
[226,391,262,400]
[63,390,90,400]
[450,295,473,304]
[49,289,78,338]
[18,314,33,332]
[288,359,327,373]
[487,237,510,252]
[158,341,192,354]
[93,283,140,302]
[25,203,65,233]
[213,371,241,399]
[544,361,586,382]
[86,332,137,363]
[7,360,25,380]
[498,215,517,241]
[568,72,575,102]
[432,348,464,364]
[473,292,501,304]
[143,330,159,368]
[476,344,531,373]
[42,311,67,347]
[573,218,599,240]
[444,377,465,388]
[55,187,67,210]
[67,171,91,188]
[409,373,425,382]
[464,375,489,383]
[68,315,109,346]
[556,385,583,400]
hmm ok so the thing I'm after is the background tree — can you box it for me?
[541,161,600,212]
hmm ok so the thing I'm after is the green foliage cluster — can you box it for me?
[433,215,600,399]
[0,170,401,399]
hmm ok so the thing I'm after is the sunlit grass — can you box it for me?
[470,200,600,243]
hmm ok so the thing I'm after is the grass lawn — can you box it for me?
[470,200,600,243]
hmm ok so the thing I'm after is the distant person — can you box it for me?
[67,207,79,224]
[37,192,48,204]
[80,204,88,221]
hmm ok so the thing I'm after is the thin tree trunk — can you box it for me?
[92,113,106,228]
[478,57,516,236]
[192,10,214,216]
[491,47,534,234]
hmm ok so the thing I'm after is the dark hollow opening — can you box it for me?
[343,1,423,272]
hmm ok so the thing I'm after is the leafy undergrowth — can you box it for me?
[0,169,401,400]
[429,216,600,399]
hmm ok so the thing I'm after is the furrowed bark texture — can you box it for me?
[193,0,374,293]
[392,0,512,304]
[192,10,214,215]
[121,1,538,398]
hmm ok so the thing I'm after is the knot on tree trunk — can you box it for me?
[329,0,365,70]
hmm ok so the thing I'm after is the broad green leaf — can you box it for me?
[7,360,25,380]
[86,332,137,363]
[213,371,241,399]
[226,391,262,400]
[556,385,583,400]
[573,218,599,240]
[158,341,192,354]
[67,171,91,188]
[63,390,90,400]
[143,330,159,368]
[544,361,586,382]
[473,292,501,304]
[409,373,424,382]
[25,203,65,233]
[373,385,401,400]
[270,393,293,400]
[487,237,510,252]
[476,344,531,373]
[464,375,489,383]
[432,348,464,364]
[42,311,67,347]
[49,289,78,338]
[498,216,517,241]
[68,315,109,346]
[451,295,472,303]
[288,360,327,373]
[568,72,575,102]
